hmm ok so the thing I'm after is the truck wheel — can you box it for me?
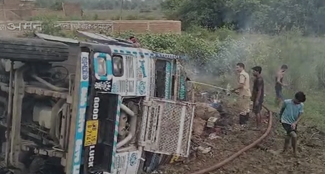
[0,38,69,62]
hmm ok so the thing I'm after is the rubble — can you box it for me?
[194,102,220,121]
[192,117,206,136]
[196,146,212,154]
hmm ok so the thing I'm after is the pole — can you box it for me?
[119,0,124,20]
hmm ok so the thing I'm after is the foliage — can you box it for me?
[36,0,64,10]
[112,31,219,69]
[161,0,325,35]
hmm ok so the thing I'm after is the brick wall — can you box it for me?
[112,20,181,34]
[62,2,82,18]
[0,0,35,20]
[3,0,20,7]
[0,20,182,34]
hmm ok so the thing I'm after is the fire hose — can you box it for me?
[188,81,274,174]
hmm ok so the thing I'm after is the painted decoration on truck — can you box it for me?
[137,67,143,80]
[94,52,113,92]
[138,81,146,95]
[72,52,90,174]
[112,150,142,174]
[137,53,148,96]
[139,59,147,78]
[165,61,172,99]
[111,95,122,172]
[129,153,137,166]
[107,45,152,96]
[179,76,186,100]
[111,82,118,93]
[94,81,112,92]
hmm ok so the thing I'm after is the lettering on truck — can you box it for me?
[88,97,100,168]
[93,97,99,120]
[72,52,89,174]
[88,145,95,167]
[78,88,87,132]
[73,140,83,174]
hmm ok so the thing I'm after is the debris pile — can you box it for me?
[192,102,220,136]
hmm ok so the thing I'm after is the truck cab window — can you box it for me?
[97,57,107,76]
[112,55,123,77]
[154,60,167,98]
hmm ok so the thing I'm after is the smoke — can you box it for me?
[184,34,266,85]
[181,0,325,93]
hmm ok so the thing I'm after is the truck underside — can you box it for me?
[0,37,74,174]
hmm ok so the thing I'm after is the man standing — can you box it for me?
[275,65,288,107]
[231,63,251,126]
[251,66,264,130]
[279,91,306,157]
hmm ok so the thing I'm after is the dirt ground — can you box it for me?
[160,101,325,174]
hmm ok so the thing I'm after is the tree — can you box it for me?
[161,0,325,35]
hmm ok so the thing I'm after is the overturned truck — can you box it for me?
[0,31,195,174]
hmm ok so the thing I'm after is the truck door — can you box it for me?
[140,58,195,157]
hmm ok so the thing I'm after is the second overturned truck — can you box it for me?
[0,31,195,174]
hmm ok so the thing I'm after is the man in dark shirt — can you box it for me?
[251,66,264,129]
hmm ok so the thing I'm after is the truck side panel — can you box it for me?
[71,52,90,174]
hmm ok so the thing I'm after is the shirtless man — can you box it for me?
[275,65,288,107]
[251,66,264,130]
[231,63,252,126]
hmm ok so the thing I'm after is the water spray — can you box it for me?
[188,81,231,96]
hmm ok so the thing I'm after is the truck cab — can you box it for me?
[0,31,195,174]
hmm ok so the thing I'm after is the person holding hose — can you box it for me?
[231,63,251,126]
[251,66,264,130]
[279,91,306,157]
[275,64,288,107]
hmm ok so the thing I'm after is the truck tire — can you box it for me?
[0,38,69,62]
